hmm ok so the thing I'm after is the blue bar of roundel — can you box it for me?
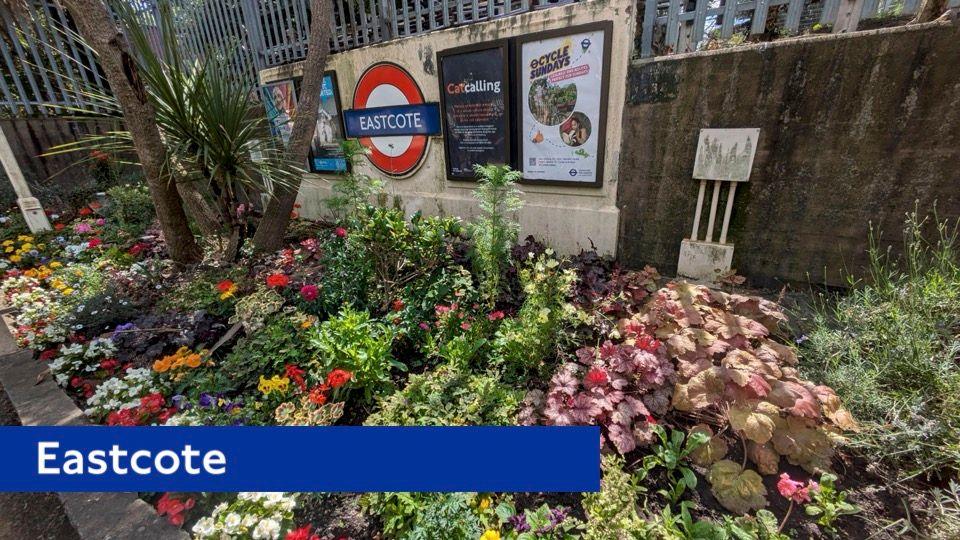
[0,426,599,492]
[343,103,442,138]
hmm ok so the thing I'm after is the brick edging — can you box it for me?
[0,321,189,540]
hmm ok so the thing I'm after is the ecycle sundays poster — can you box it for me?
[520,28,605,184]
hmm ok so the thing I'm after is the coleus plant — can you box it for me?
[520,333,676,454]
[626,282,858,477]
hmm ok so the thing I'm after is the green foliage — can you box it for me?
[494,500,583,539]
[325,140,384,221]
[308,306,402,402]
[642,425,709,504]
[158,267,244,318]
[804,473,859,532]
[926,481,960,540]
[364,363,521,426]
[0,212,29,243]
[215,314,318,393]
[582,455,652,540]
[470,163,523,302]
[800,210,960,477]
[493,251,577,382]
[103,183,155,240]
[361,492,483,540]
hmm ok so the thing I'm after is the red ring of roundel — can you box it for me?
[352,62,428,176]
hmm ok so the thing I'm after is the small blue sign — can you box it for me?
[0,426,599,492]
[313,157,347,173]
[344,103,442,138]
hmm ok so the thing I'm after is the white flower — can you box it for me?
[241,514,258,528]
[191,516,215,537]
[222,512,242,533]
[252,518,281,540]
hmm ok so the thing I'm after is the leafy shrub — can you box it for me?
[215,313,319,393]
[627,282,856,480]
[800,212,960,477]
[324,140,384,221]
[520,336,675,454]
[308,307,402,402]
[365,363,521,426]
[157,266,244,318]
[493,251,577,382]
[103,183,155,240]
[582,455,651,539]
[493,500,583,539]
[470,164,523,302]
[361,492,483,540]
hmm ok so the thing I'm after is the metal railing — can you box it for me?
[639,0,960,58]
[1,0,574,117]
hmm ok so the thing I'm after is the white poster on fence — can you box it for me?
[520,28,606,184]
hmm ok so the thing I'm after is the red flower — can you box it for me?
[584,367,608,388]
[290,210,300,219]
[285,364,307,392]
[777,473,814,503]
[326,369,352,389]
[266,273,290,288]
[128,242,148,255]
[107,408,138,426]
[216,279,235,293]
[636,335,661,353]
[334,227,347,238]
[487,310,505,321]
[460,321,472,331]
[286,525,321,540]
[308,385,328,405]
[39,349,57,361]
[645,414,657,425]
[156,493,194,528]
[88,201,102,210]
[300,284,319,301]
[391,299,404,312]
[54,223,65,231]
[100,358,119,372]
[157,407,176,423]
[78,207,92,216]
[140,392,165,414]
[82,383,94,398]
[69,376,82,388]
[87,237,102,248]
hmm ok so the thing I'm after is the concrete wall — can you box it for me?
[261,0,636,256]
[617,21,960,286]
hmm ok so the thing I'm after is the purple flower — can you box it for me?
[198,393,214,408]
[508,514,530,533]
[549,506,569,525]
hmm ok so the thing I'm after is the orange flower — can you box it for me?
[266,273,290,288]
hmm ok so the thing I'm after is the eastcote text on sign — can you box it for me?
[358,111,424,131]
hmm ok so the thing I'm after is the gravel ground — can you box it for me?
[0,378,79,540]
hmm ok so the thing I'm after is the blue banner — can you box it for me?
[0,426,599,492]
[344,103,442,138]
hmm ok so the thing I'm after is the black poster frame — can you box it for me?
[436,40,512,182]
[305,70,349,175]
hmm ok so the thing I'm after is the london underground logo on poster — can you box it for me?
[347,63,441,176]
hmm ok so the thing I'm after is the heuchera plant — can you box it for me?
[627,282,857,476]
[521,331,675,454]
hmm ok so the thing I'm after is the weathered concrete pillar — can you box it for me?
[0,125,51,233]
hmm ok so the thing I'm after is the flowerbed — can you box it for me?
[0,180,952,540]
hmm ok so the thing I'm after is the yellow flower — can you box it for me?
[1,240,12,247]
[9,255,21,263]
[49,261,62,268]
[478,497,491,510]
[62,288,74,295]
[480,531,500,540]
[258,375,291,396]
[17,235,31,242]
[20,243,32,250]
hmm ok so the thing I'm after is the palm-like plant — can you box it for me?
[47,1,299,260]
[470,163,523,302]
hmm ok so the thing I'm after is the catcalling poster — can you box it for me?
[520,27,607,185]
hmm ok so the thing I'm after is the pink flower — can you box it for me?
[74,222,93,234]
[584,367,608,388]
[418,322,430,331]
[300,284,319,301]
[95,218,105,226]
[460,321,471,331]
[778,473,814,503]
[334,227,347,238]
[487,310,505,321]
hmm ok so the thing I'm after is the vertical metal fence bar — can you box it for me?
[819,0,840,24]
[286,0,307,59]
[749,0,770,34]
[40,1,87,109]
[414,0,423,34]
[223,0,254,81]
[240,0,266,74]
[859,0,879,19]
[720,0,737,37]
[442,0,450,27]
[691,0,709,50]
[277,0,297,60]
[4,12,57,112]
[640,0,656,57]
[784,0,804,32]
[665,0,683,52]
[261,0,281,65]
[346,0,360,49]
[49,4,97,99]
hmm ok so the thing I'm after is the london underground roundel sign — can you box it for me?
[348,63,441,176]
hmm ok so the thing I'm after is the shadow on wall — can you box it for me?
[616,21,960,288]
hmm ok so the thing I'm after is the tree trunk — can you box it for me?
[176,180,223,237]
[62,0,202,265]
[251,0,332,254]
